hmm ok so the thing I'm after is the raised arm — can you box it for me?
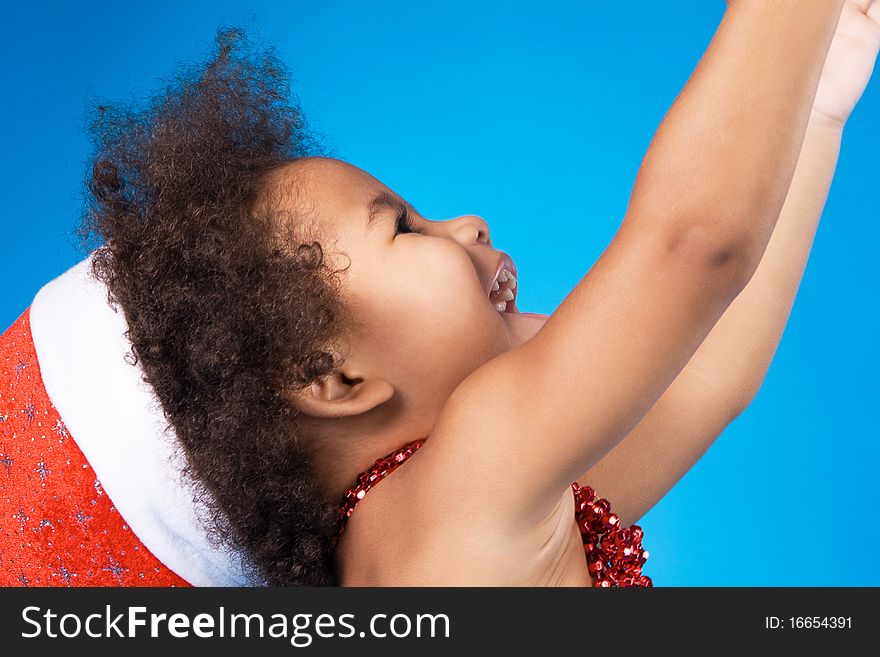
[576,118,844,527]
[577,0,879,527]
[424,0,846,526]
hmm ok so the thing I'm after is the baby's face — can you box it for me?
[268,156,547,435]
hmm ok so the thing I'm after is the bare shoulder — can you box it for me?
[335,440,580,586]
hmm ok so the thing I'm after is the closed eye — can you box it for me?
[395,205,421,235]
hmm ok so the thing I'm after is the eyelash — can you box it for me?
[395,206,420,235]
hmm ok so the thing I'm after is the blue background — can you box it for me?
[2,1,877,585]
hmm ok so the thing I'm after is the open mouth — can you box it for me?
[489,266,518,313]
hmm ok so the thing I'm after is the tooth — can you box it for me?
[494,301,508,312]
[508,274,517,289]
[491,280,500,292]
[498,270,509,283]
[498,288,514,302]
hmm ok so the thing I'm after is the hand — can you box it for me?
[811,0,880,129]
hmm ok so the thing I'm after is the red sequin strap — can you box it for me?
[333,439,424,546]
[333,440,652,587]
[572,482,653,587]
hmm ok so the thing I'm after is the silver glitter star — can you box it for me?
[51,418,69,439]
[17,569,29,586]
[75,509,93,525]
[12,507,28,531]
[38,518,54,531]
[94,479,104,496]
[0,449,12,475]
[22,403,36,422]
[102,556,129,585]
[0,412,7,423]
[13,361,27,380]
[58,565,75,586]
[35,460,51,481]
[50,557,76,587]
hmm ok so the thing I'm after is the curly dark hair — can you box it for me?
[78,26,352,586]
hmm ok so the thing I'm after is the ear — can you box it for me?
[288,366,395,419]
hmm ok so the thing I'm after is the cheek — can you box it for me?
[419,244,490,318]
[389,256,506,372]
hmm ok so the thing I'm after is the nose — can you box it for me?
[442,214,492,247]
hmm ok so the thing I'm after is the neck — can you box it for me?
[301,403,424,503]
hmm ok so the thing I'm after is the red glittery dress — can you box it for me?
[336,440,653,587]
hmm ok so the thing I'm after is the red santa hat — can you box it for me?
[0,253,263,586]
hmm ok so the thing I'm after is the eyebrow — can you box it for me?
[366,191,413,231]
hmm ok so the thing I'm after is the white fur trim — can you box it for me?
[29,252,264,587]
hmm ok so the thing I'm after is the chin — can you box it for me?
[502,310,549,348]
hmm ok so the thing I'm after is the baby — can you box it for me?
[1,1,877,586]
